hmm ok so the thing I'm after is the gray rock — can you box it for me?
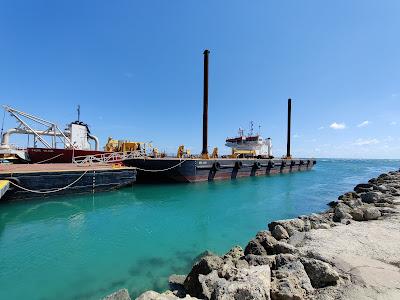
[256,230,279,254]
[273,241,299,255]
[212,265,271,300]
[223,246,244,261]
[350,208,364,221]
[198,270,226,300]
[333,204,353,222]
[272,225,290,240]
[184,254,224,298]
[313,223,331,230]
[360,192,381,204]
[244,238,267,256]
[218,259,238,280]
[300,258,340,288]
[245,254,276,268]
[103,289,131,300]
[271,261,313,300]
[169,274,186,295]
[354,183,373,193]
[268,219,305,236]
[362,206,381,220]
[235,259,250,270]
[275,254,297,268]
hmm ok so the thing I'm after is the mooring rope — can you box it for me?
[34,153,64,164]
[7,170,89,194]
[133,159,188,172]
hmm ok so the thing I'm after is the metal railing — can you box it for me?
[72,150,145,165]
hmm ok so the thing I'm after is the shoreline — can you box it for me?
[105,169,400,300]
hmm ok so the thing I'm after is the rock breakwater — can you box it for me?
[105,170,400,300]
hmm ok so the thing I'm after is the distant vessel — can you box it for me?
[0,106,106,163]
[225,122,273,158]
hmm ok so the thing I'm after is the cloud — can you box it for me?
[329,122,346,130]
[357,120,370,128]
[390,121,397,126]
[318,126,324,130]
[354,138,379,146]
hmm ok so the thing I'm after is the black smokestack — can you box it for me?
[286,98,292,158]
[202,49,210,156]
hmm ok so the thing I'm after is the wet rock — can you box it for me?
[271,261,313,300]
[360,191,382,204]
[103,289,131,300]
[272,225,290,240]
[245,254,276,268]
[362,206,381,220]
[244,238,267,256]
[354,183,373,193]
[300,258,340,288]
[184,254,224,298]
[273,241,299,255]
[212,265,271,300]
[349,207,364,221]
[169,274,186,296]
[338,191,359,200]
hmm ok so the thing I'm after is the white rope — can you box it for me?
[8,170,89,194]
[34,153,64,164]
[134,159,188,172]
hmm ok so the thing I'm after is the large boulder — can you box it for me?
[198,271,227,300]
[362,206,381,220]
[103,289,131,300]
[300,258,340,288]
[271,261,313,300]
[245,254,276,268]
[256,230,279,254]
[244,238,268,256]
[272,225,290,240]
[354,183,373,193]
[273,241,299,255]
[333,204,352,222]
[268,219,305,236]
[169,274,186,296]
[136,291,176,300]
[212,265,271,300]
[349,207,364,221]
[184,254,224,298]
[223,246,244,261]
[360,192,381,204]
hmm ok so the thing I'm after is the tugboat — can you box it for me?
[123,50,316,182]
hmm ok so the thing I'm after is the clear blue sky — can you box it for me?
[1,0,399,158]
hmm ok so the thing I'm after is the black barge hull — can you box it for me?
[124,158,316,183]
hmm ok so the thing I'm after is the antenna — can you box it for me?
[77,105,81,122]
[250,121,254,136]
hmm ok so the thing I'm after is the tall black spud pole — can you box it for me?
[202,49,210,157]
[286,98,292,158]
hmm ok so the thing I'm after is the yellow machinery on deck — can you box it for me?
[104,137,144,152]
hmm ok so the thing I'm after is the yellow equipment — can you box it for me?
[177,145,191,158]
[211,147,218,158]
[229,149,256,158]
[104,137,144,153]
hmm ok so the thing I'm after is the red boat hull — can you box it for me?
[27,148,108,163]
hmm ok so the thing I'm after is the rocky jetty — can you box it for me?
[105,170,400,300]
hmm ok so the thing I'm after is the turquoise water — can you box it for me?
[0,159,398,299]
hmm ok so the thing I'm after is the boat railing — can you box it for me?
[72,150,145,165]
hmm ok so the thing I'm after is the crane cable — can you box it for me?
[7,170,89,194]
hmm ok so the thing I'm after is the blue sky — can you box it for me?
[0,0,399,158]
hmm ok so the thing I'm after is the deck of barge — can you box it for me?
[0,163,133,174]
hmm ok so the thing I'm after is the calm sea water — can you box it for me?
[0,159,398,299]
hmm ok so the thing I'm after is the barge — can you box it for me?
[0,163,136,201]
[123,50,316,182]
